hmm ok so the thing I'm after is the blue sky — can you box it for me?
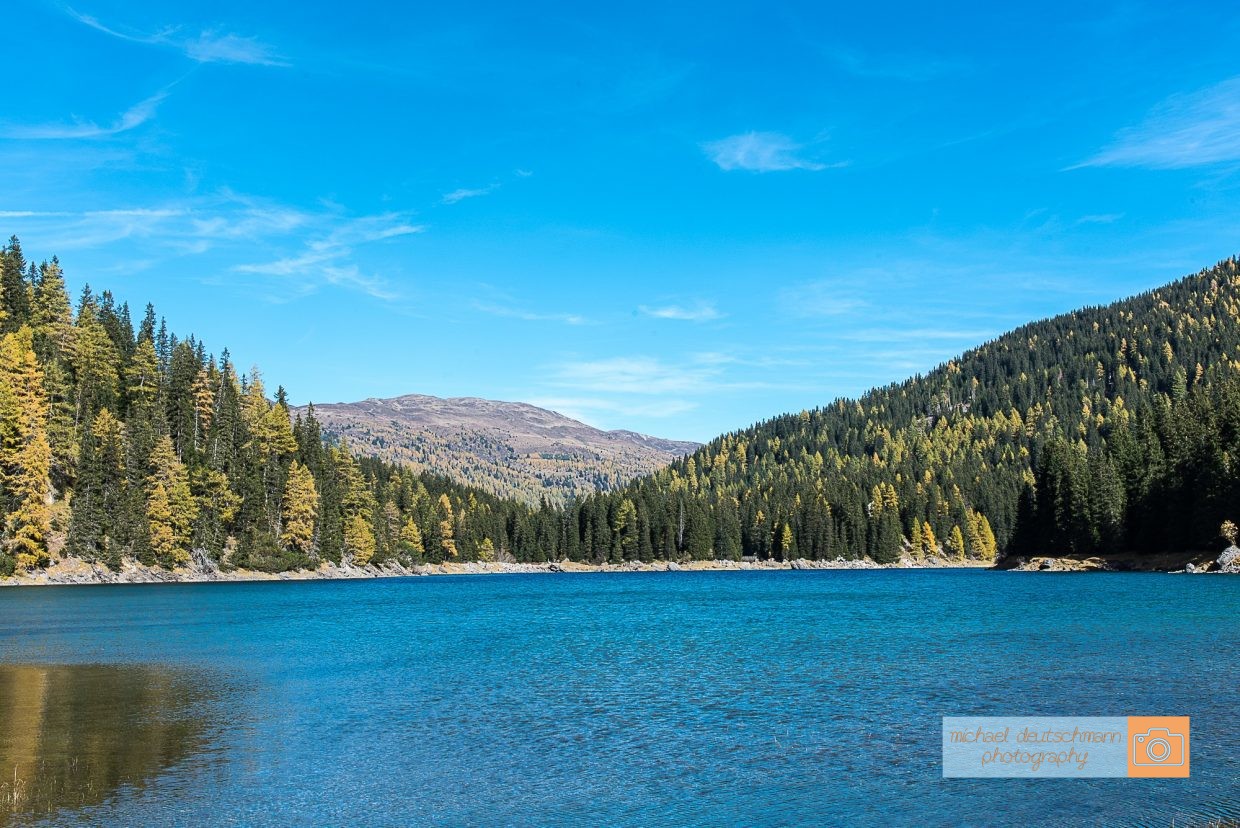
[4,1,1240,441]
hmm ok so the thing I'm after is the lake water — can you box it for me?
[0,571,1236,826]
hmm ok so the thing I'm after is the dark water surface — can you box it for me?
[0,571,1235,826]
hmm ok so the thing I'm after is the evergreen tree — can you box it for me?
[433,493,457,561]
[0,328,52,570]
[66,408,127,568]
[0,237,31,333]
[281,461,319,556]
[344,514,376,566]
[946,525,966,561]
[920,522,938,559]
[398,515,425,561]
[146,435,196,566]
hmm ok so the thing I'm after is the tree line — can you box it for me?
[566,258,1240,565]
[3,238,1239,574]
[0,237,546,575]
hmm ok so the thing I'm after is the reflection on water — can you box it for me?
[0,664,217,824]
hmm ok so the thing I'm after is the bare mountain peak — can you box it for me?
[294,393,698,504]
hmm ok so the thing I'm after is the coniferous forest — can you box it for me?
[0,236,539,576]
[2,236,1240,575]
[590,257,1240,565]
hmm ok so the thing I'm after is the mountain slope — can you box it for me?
[7,237,1238,577]
[560,257,1240,565]
[0,238,549,576]
[296,395,699,504]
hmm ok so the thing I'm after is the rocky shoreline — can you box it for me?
[0,554,990,587]
[5,547,1235,586]
[999,545,1240,574]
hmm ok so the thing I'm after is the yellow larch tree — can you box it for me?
[0,328,51,570]
[436,493,457,559]
[147,434,197,566]
[280,461,319,555]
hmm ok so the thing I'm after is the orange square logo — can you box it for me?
[1127,716,1190,777]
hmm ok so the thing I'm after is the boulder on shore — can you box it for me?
[1218,545,1240,574]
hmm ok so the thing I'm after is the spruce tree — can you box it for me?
[0,237,31,333]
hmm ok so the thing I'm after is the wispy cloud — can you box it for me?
[6,194,419,301]
[822,45,966,82]
[67,8,174,45]
[473,302,587,325]
[67,8,285,66]
[1077,76,1240,169]
[2,91,167,140]
[529,342,825,435]
[1,206,189,247]
[837,327,1000,344]
[554,356,716,395]
[187,195,312,240]
[184,31,283,65]
[779,280,869,317]
[550,355,758,395]
[527,396,699,426]
[442,184,498,204]
[535,353,776,435]
[639,301,723,321]
[703,132,838,173]
[1076,212,1124,225]
[234,213,423,300]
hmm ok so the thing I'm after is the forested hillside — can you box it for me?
[0,237,541,575]
[561,258,1240,564]
[5,238,1239,576]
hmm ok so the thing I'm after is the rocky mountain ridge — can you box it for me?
[296,394,699,503]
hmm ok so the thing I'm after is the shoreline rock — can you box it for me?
[1218,545,1240,574]
[1000,551,1236,574]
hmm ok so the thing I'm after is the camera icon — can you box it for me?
[1132,728,1185,767]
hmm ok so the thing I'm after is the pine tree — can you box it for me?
[190,466,239,562]
[71,303,121,424]
[281,461,318,556]
[146,434,196,566]
[191,368,215,451]
[907,518,923,560]
[331,445,376,566]
[125,338,161,415]
[40,357,77,490]
[0,328,52,570]
[435,493,457,560]
[967,511,997,560]
[0,237,31,333]
[778,522,796,560]
[146,480,177,565]
[32,259,75,361]
[398,516,425,561]
[921,522,938,559]
[67,408,127,568]
[946,524,966,561]
[612,497,638,561]
[343,513,376,566]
